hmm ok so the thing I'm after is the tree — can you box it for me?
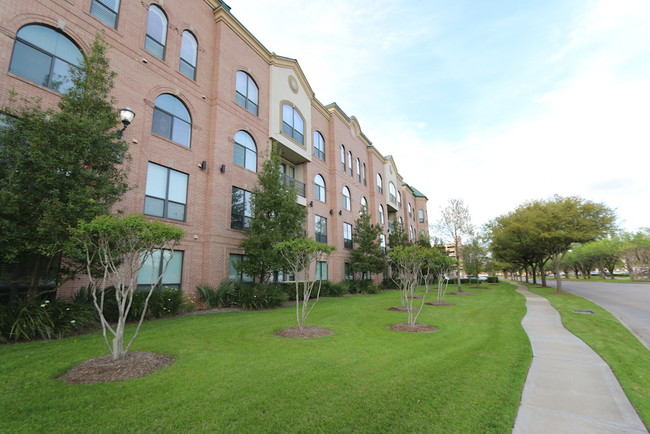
[436,199,473,291]
[620,229,650,279]
[275,238,335,328]
[349,209,387,280]
[461,233,489,284]
[238,148,307,282]
[71,214,184,360]
[388,220,410,248]
[0,34,129,300]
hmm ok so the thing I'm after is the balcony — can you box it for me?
[282,174,306,198]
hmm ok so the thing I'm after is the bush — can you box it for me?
[197,284,220,308]
[236,282,287,309]
[487,276,499,283]
[381,278,400,289]
[343,279,380,294]
[130,287,185,319]
[317,281,346,297]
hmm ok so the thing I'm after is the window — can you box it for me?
[340,145,346,171]
[342,186,351,211]
[347,151,353,176]
[389,182,397,204]
[236,71,259,116]
[419,209,425,223]
[316,261,328,281]
[9,24,82,93]
[356,158,361,182]
[233,130,257,171]
[362,163,367,186]
[410,226,415,241]
[313,131,325,160]
[315,215,327,243]
[360,196,368,212]
[376,174,383,194]
[380,234,386,253]
[145,5,167,59]
[152,94,191,147]
[229,254,253,282]
[137,249,183,290]
[408,203,413,219]
[144,162,188,221]
[91,0,121,28]
[343,222,353,249]
[231,187,253,230]
[398,192,402,209]
[179,31,197,80]
[314,174,326,202]
[378,205,385,224]
[344,262,353,280]
[282,104,304,144]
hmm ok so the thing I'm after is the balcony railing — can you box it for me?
[282,174,305,198]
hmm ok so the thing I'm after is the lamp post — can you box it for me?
[118,107,135,138]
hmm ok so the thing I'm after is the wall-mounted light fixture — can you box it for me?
[198,161,207,170]
[117,107,135,138]
[220,164,226,174]
[309,201,313,207]
[329,209,334,215]
[338,210,342,215]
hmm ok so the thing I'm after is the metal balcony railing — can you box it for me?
[282,174,306,198]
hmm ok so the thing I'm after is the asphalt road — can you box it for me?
[546,279,650,349]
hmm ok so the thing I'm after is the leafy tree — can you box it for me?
[275,238,335,328]
[436,198,473,291]
[0,35,129,299]
[71,214,184,360]
[238,148,307,282]
[350,209,386,280]
[620,229,650,279]
[388,220,410,248]
[461,233,489,284]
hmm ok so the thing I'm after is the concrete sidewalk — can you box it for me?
[512,283,648,433]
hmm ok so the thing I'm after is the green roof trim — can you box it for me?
[405,184,428,200]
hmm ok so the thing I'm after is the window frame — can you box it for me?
[313,131,325,160]
[231,186,253,230]
[376,173,383,194]
[236,71,259,116]
[229,253,253,282]
[179,30,198,80]
[343,222,353,249]
[137,249,183,290]
[314,174,326,202]
[378,204,385,224]
[282,104,304,144]
[151,94,192,148]
[145,5,167,60]
[144,162,188,222]
[418,209,425,223]
[342,186,351,211]
[91,0,121,28]
[315,215,328,244]
[233,130,257,172]
[347,151,353,176]
[316,261,328,281]
[389,182,397,204]
[340,145,346,171]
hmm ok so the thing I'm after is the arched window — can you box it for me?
[378,204,385,224]
[397,192,402,209]
[347,151,353,176]
[91,0,121,28]
[356,159,361,182]
[233,130,257,171]
[342,186,351,211]
[152,94,191,147]
[380,234,386,252]
[418,209,425,223]
[313,131,325,160]
[340,145,346,171]
[360,196,368,212]
[376,174,383,194]
[389,182,397,204]
[179,31,197,80]
[409,225,415,240]
[362,163,367,185]
[236,71,259,115]
[145,5,167,59]
[9,24,82,93]
[399,216,403,226]
[282,104,304,144]
[314,174,326,202]
[408,203,413,219]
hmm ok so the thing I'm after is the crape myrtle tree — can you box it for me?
[71,214,184,361]
[275,238,335,328]
[238,148,307,282]
[0,34,129,300]
[350,209,387,280]
[436,198,473,292]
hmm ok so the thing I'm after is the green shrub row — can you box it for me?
[1,287,191,343]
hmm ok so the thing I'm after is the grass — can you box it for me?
[526,284,650,426]
[0,282,530,433]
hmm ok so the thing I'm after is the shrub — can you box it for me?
[317,281,346,297]
[487,276,500,283]
[197,284,220,308]
[343,279,380,294]
[381,278,400,289]
[236,282,287,310]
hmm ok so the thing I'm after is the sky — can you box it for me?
[224,0,650,234]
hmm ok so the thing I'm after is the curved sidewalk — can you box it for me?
[512,283,647,433]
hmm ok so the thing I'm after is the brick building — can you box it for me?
[0,0,430,296]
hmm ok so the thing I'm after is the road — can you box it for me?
[546,279,650,349]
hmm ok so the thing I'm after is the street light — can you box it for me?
[118,107,135,138]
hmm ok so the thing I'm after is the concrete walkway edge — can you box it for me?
[511,282,648,433]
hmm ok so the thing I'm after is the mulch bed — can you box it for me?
[387,306,415,312]
[59,351,175,384]
[275,326,334,338]
[425,301,455,306]
[447,292,477,296]
[387,323,439,333]
[469,286,489,289]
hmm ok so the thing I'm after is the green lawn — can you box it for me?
[526,284,650,426]
[1,282,530,433]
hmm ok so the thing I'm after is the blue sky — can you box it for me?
[226,0,650,234]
